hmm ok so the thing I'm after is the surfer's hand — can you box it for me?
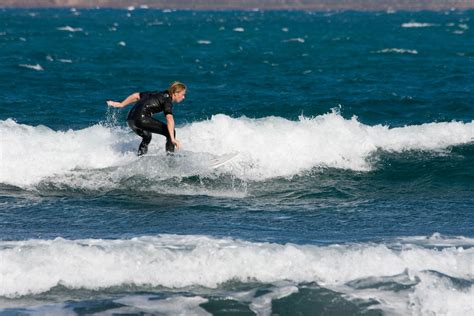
[172,139,182,150]
[106,100,121,108]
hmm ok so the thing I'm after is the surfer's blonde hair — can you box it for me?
[168,81,186,94]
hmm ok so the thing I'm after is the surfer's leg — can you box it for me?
[137,130,152,156]
[128,120,152,156]
[139,118,176,153]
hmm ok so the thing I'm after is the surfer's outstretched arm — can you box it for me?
[106,92,140,108]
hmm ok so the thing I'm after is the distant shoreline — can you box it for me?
[1,1,474,11]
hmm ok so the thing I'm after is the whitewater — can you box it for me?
[1,111,473,189]
[1,234,473,315]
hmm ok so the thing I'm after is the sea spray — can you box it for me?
[1,111,472,187]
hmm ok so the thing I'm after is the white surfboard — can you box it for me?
[138,151,239,170]
[209,152,239,169]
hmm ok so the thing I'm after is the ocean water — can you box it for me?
[0,7,473,315]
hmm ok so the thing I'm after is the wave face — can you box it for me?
[1,112,473,188]
[1,234,473,315]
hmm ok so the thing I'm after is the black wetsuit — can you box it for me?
[127,91,175,155]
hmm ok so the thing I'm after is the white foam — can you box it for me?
[397,232,474,248]
[249,285,298,316]
[179,112,473,179]
[101,295,210,316]
[282,37,305,43]
[376,48,418,55]
[56,26,83,32]
[18,303,74,316]
[233,27,245,32]
[0,119,135,187]
[197,40,211,45]
[409,272,474,316]
[0,234,472,300]
[18,63,43,71]
[1,112,473,187]
[401,22,436,28]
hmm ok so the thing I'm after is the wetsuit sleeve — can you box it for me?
[139,91,152,100]
[163,101,173,116]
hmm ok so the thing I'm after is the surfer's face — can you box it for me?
[172,89,186,103]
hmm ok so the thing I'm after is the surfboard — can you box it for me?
[139,151,238,169]
[209,152,239,169]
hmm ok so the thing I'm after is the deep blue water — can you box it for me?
[0,8,473,315]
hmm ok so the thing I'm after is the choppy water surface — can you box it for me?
[0,8,473,315]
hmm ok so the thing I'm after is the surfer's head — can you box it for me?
[168,81,187,103]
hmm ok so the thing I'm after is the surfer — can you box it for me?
[107,81,186,156]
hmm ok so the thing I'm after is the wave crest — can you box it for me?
[1,112,473,188]
[1,234,473,315]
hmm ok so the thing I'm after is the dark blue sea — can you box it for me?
[0,7,473,315]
